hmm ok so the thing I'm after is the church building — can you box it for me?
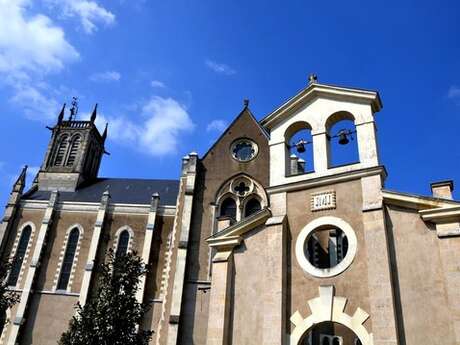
[0,77,459,345]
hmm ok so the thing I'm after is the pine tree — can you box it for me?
[0,259,20,327]
[59,250,153,345]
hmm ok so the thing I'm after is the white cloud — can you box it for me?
[90,71,121,82]
[0,0,79,121]
[94,96,195,156]
[205,59,236,75]
[45,0,115,34]
[448,86,460,99]
[206,119,227,133]
[0,0,79,75]
[151,80,166,88]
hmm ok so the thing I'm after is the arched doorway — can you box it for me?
[300,321,362,345]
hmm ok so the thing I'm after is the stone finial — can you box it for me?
[308,74,318,84]
[102,123,108,142]
[189,151,198,156]
[13,165,27,192]
[244,99,249,108]
[57,103,66,125]
[90,103,98,123]
[431,180,454,200]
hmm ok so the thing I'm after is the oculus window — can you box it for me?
[231,138,258,162]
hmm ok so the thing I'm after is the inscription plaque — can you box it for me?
[311,191,336,211]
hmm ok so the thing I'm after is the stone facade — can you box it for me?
[1,79,459,345]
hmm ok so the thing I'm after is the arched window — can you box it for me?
[220,197,237,221]
[0,309,5,336]
[322,338,330,345]
[8,225,32,286]
[326,112,359,168]
[57,228,80,291]
[54,134,69,166]
[115,230,130,258]
[332,337,341,345]
[66,135,81,167]
[285,121,313,176]
[244,198,261,217]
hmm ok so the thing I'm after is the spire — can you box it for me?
[102,123,108,142]
[90,103,98,123]
[57,103,66,125]
[13,165,27,192]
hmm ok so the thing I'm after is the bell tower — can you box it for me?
[37,101,107,192]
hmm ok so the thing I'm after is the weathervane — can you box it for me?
[69,97,79,121]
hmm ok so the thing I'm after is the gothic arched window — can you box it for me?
[0,309,6,336]
[220,197,237,221]
[66,135,81,167]
[115,230,130,258]
[54,134,69,166]
[244,198,261,217]
[8,225,32,287]
[57,228,80,291]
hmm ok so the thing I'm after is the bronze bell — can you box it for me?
[338,130,349,145]
[295,140,306,153]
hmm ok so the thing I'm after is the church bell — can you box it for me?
[338,130,350,145]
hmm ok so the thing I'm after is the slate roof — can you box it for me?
[23,178,180,206]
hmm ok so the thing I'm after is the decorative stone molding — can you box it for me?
[53,224,84,292]
[0,308,11,345]
[289,286,373,345]
[295,216,357,278]
[8,222,36,288]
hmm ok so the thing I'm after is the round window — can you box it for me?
[295,216,357,278]
[231,139,258,162]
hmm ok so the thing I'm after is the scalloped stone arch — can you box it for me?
[290,286,373,345]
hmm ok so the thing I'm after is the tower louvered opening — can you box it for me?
[66,135,82,167]
[53,135,69,166]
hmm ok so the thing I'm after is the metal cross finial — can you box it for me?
[69,97,79,121]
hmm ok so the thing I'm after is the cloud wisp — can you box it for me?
[151,80,166,88]
[90,71,121,82]
[95,96,195,156]
[44,0,115,34]
[448,86,460,100]
[206,119,227,133]
[205,59,236,75]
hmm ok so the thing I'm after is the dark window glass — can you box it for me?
[322,338,330,345]
[220,198,236,221]
[332,337,340,345]
[116,230,130,258]
[66,135,81,166]
[244,198,262,217]
[8,226,32,286]
[57,228,80,290]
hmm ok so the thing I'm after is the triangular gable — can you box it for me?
[260,82,382,130]
[202,105,269,161]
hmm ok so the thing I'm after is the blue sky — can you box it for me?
[0,0,459,204]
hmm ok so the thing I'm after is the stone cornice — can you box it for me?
[207,208,272,250]
[267,166,386,194]
[382,190,460,210]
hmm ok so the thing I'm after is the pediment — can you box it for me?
[260,82,382,130]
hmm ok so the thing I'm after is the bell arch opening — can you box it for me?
[325,112,359,168]
[284,121,314,176]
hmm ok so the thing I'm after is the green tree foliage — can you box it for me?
[59,250,152,345]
